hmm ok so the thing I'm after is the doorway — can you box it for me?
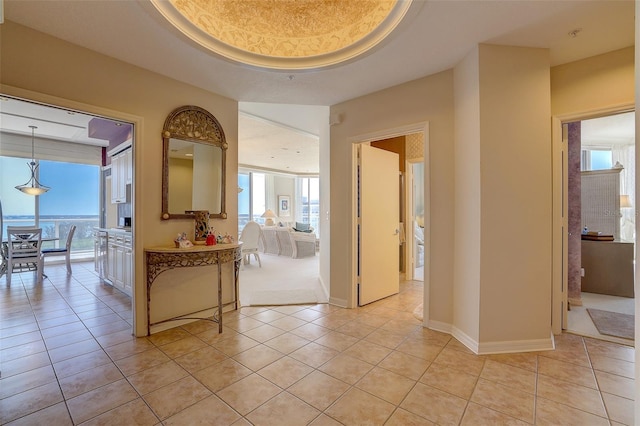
[0,92,138,333]
[567,111,635,343]
[349,123,429,317]
[553,107,635,343]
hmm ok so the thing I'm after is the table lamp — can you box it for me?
[261,209,277,226]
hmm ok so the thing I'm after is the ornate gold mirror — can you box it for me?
[161,105,227,220]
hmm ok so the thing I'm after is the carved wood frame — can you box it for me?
[161,105,227,220]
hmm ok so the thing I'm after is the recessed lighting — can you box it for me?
[185,153,193,157]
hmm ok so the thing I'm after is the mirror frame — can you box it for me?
[161,105,227,220]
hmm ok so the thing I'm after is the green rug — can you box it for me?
[587,308,634,340]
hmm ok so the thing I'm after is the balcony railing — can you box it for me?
[3,217,98,260]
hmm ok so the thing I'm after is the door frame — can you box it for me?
[349,122,430,323]
[405,157,424,281]
[3,84,145,336]
[551,103,634,335]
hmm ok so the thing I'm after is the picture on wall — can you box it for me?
[278,195,290,217]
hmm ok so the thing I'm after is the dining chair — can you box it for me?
[42,224,76,274]
[6,226,44,285]
[239,221,262,267]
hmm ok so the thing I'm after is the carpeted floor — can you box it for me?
[238,252,328,306]
[587,308,634,340]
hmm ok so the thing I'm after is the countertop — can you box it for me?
[94,227,131,234]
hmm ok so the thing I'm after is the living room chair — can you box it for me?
[42,224,76,274]
[239,221,262,267]
[6,226,44,285]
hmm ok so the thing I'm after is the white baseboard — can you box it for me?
[329,296,348,308]
[427,319,453,334]
[476,332,555,354]
[427,320,556,355]
[318,276,330,303]
[451,326,480,353]
[568,297,583,307]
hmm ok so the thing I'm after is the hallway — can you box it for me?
[0,263,634,424]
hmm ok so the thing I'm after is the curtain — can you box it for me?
[612,144,635,241]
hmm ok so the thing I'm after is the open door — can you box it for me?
[358,144,400,305]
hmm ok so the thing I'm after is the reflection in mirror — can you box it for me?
[161,105,227,220]
[167,139,222,214]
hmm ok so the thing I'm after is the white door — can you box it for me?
[359,144,400,305]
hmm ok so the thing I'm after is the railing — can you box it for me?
[3,217,98,259]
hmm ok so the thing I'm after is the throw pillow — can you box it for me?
[294,222,312,233]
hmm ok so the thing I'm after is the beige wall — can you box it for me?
[453,46,481,342]
[452,45,553,350]
[1,21,239,336]
[476,45,552,345]
[330,70,455,321]
[551,46,634,116]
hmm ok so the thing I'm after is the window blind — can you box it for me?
[0,132,102,165]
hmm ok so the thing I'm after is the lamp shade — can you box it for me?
[620,195,632,208]
[261,209,277,226]
[15,126,50,196]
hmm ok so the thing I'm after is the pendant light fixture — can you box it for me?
[15,125,50,195]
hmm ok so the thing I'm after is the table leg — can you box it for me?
[218,261,223,333]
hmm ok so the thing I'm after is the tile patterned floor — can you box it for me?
[0,262,635,425]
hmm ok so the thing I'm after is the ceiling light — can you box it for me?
[15,126,50,196]
[150,0,413,70]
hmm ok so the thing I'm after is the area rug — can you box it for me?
[587,308,634,340]
[239,254,328,306]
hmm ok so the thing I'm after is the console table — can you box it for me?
[144,243,242,335]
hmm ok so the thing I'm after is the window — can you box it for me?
[1,156,100,255]
[297,177,319,233]
[581,148,612,171]
[237,171,266,235]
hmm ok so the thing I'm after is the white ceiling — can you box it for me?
[4,1,634,106]
[581,111,635,148]
[2,0,635,172]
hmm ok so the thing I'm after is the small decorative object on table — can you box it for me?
[217,233,235,244]
[206,227,216,246]
[174,232,194,248]
[186,210,210,245]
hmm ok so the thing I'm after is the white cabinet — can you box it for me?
[106,231,133,296]
[109,146,132,204]
[125,148,133,184]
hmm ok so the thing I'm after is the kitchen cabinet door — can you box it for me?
[123,247,132,296]
[107,239,117,283]
[125,148,133,184]
[114,244,125,291]
[110,150,129,203]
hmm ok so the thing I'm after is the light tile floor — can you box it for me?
[567,292,635,345]
[0,262,635,425]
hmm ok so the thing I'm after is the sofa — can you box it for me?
[259,224,317,258]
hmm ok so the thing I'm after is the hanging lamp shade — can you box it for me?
[15,125,50,196]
